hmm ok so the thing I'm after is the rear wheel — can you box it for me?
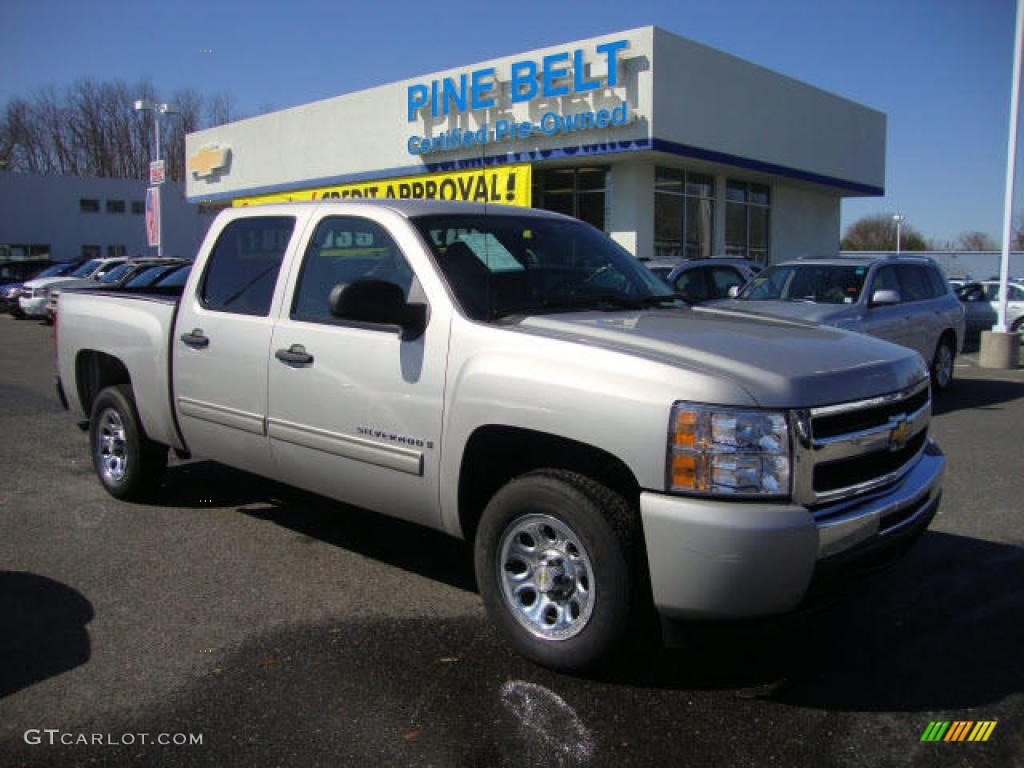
[474,470,638,670]
[1012,317,1023,341]
[90,385,167,501]
[930,335,955,393]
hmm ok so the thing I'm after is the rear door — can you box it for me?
[265,213,450,527]
[172,213,300,478]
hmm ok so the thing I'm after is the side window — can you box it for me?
[1009,285,1024,301]
[707,266,744,298]
[871,265,901,299]
[673,267,709,302]
[983,284,1001,302]
[292,216,414,323]
[200,217,295,316]
[895,264,930,302]
[924,267,948,297]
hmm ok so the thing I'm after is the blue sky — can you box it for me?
[1,0,1019,245]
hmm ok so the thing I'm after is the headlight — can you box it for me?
[667,403,791,498]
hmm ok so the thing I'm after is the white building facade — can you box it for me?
[0,172,213,261]
[185,27,886,264]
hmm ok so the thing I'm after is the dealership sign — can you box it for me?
[406,39,633,156]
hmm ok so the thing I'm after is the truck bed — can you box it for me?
[56,290,185,451]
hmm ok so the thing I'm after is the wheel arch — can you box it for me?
[456,424,641,543]
[75,350,133,420]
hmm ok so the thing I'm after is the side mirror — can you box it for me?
[329,279,427,339]
[727,285,740,298]
[870,289,901,306]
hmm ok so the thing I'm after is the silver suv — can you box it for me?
[713,255,965,391]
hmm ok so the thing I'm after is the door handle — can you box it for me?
[275,344,314,366]
[180,328,209,348]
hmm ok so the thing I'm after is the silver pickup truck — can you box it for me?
[56,200,944,669]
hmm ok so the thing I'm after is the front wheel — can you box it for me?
[90,385,167,501]
[474,470,638,670]
[930,336,955,393]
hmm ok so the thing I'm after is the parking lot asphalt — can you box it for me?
[0,314,1021,767]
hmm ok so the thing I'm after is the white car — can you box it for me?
[19,258,129,319]
[959,280,1024,340]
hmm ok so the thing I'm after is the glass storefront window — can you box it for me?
[655,168,714,259]
[532,167,609,232]
[725,180,770,263]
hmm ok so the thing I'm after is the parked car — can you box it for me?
[19,257,129,319]
[57,200,944,670]
[1,261,83,315]
[48,258,189,320]
[711,255,965,391]
[640,259,686,283]
[0,258,55,284]
[664,258,760,303]
[149,263,192,288]
[959,280,1024,340]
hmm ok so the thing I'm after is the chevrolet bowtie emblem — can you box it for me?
[188,145,230,178]
[889,416,912,451]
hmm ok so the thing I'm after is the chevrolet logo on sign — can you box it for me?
[188,145,230,178]
[889,416,912,451]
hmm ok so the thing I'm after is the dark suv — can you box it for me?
[712,255,966,391]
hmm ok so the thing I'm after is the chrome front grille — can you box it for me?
[793,378,932,508]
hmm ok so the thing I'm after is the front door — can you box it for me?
[266,214,449,527]
[860,265,912,351]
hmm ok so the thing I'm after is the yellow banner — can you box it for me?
[234,163,532,208]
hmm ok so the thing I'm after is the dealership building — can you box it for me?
[185,26,885,264]
[0,172,213,262]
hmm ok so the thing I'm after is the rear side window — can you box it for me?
[924,267,948,297]
[200,217,295,316]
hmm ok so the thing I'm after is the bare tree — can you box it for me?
[206,92,237,128]
[1013,213,1024,251]
[955,231,998,251]
[0,78,233,182]
[841,213,928,251]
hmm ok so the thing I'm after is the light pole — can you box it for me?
[892,213,905,254]
[134,100,178,256]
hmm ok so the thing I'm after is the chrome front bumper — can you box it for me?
[640,439,944,620]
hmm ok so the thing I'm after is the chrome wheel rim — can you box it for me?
[497,513,595,641]
[934,344,953,389]
[97,408,128,483]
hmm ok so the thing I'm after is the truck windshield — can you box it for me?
[411,214,677,321]
[739,264,868,305]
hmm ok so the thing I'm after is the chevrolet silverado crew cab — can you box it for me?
[56,201,944,669]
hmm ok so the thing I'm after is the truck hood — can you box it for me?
[706,299,855,325]
[23,276,95,290]
[509,306,926,408]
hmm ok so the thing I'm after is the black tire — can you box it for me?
[930,335,955,393]
[1012,317,1023,342]
[89,384,167,501]
[474,470,639,670]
